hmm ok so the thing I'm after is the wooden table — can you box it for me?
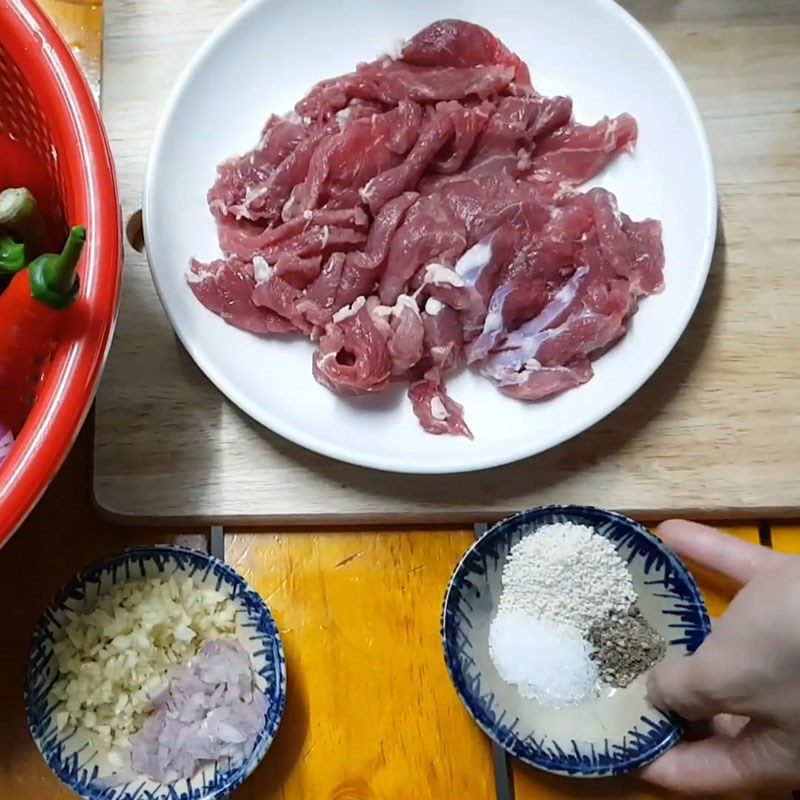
[0,3,797,799]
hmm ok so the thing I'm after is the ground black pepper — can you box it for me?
[587,605,666,688]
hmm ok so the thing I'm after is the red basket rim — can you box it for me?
[0,0,122,548]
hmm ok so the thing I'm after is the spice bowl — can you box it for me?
[441,506,711,778]
[25,546,287,800]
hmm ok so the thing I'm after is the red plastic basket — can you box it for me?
[0,0,122,548]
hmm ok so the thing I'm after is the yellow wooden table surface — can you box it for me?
[0,2,793,799]
[226,527,796,800]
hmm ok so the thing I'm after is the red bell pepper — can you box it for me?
[0,226,85,433]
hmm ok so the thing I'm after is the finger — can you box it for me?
[640,737,750,795]
[656,520,782,584]
[682,714,747,741]
[647,652,726,721]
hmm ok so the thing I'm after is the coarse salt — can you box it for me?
[489,611,598,708]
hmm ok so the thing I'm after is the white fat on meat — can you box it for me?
[425,297,445,316]
[359,184,377,204]
[454,242,493,285]
[465,284,513,364]
[424,263,465,288]
[430,396,449,421]
[186,264,215,285]
[332,295,367,323]
[481,284,511,335]
[281,192,299,221]
[283,110,312,126]
[242,183,270,212]
[482,307,502,335]
[316,350,339,368]
[506,266,588,346]
[335,107,353,127]
[253,256,274,284]
[372,294,421,321]
[483,267,589,379]
[394,294,420,316]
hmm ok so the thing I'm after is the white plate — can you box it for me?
[145,0,716,475]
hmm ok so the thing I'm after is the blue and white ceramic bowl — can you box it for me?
[442,506,711,778]
[25,546,287,800]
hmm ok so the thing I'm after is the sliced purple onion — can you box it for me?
[130,639,268,783]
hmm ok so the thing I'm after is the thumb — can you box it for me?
[647,648,727,721]
[642,721,794,795]
[640,735,750,795]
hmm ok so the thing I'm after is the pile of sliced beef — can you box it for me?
[189,19,664,439]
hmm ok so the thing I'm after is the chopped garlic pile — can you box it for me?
[50,575,237,751]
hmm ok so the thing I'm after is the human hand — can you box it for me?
[641,520,800,795]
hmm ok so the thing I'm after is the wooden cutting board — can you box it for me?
[95,0,800,524]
